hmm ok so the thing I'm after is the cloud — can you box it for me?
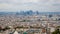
[0,0,60,12]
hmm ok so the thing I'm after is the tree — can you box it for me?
[52,29,60,34]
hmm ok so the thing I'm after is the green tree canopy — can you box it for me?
[52,29,60,34]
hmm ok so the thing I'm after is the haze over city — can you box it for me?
[0,0,60,34]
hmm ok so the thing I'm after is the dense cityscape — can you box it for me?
[0,11,60,34]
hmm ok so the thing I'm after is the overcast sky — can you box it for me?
[0,0,60,12]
